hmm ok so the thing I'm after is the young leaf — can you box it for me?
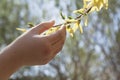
[68,16,73,19]
[60,11,65,20]
[28,23,35,27]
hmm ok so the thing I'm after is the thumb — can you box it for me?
[31,20,55,34]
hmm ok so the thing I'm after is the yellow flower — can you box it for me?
[103,0,108,9]
[83,0,108,12]
[17,0,108,37]
[16,28,27,32]
[72,21,79,32]
[90,0,108,11]
[66,25,74,37]
[45,27,60,35]
[65,19,78,23]
[79,24,83,33]
[83,0,91,8]
[84,15,88,26]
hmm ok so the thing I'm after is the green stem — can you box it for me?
[53,6,92,27]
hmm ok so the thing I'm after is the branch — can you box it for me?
[53,6,92,27]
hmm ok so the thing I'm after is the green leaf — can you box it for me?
[68,16,73,19]
[60,11,65,20]
[28,23,35,27]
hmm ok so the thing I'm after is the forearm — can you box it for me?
[0,45,22,80]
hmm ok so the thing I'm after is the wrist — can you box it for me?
[0,45,22,79]
[6,44,24,67]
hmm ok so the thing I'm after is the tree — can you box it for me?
[1,0,120,80]
[0,0,29,48]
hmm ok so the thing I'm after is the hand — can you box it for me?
[0,20,66,79]
[8,20,66,66]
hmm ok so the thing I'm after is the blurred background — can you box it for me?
[0,0,120,80]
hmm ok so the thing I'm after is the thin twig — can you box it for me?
[53,6,92,27]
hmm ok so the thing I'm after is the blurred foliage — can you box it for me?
[0,0,120,80]
[0,0,29,47]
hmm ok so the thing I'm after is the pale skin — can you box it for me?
[0,20,66,80]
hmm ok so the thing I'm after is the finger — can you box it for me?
[53,45,63,55]
[51,38,65,55]
[46,25,66,44]
[31,20,55,34]
[51,30,66,55]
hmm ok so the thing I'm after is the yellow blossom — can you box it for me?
[83,0,108,11]
[72,21,79,32]
[79,24,83,33]
[65,19,78,23]
[66,25,74,37]
[17,0,108,37]
[84,15,88,26]
[16,28,27,32]
[45,27,60,35]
